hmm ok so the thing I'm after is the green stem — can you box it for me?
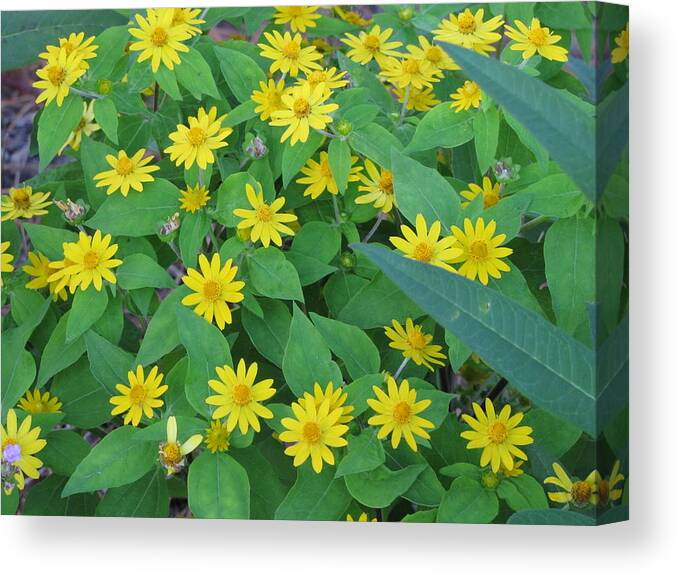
[393,357,410,381]
[71,87,102,100]
[398,85,411,127]
[331,195,342,224]
[520,214,549,233]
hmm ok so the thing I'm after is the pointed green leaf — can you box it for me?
[188,451,250,519]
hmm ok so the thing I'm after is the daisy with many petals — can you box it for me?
[297,67,349,92]
[270,82,339,145]
[367,376,435,452]
[179,184,210,213]
[280,397,349,473]
[18,389,62,414]
[385,318,446,371]
[354,159,396,213]
[297,151,362,199]
[544,463,599,507]
[342,25,403,67]
[171,7,205,36]
[460,176,501,208]
[1,409,47,494]
[505,18,569,62]
[206,359,276,434]
[39,32,98,70]
[204,420,230,453]
[390,213,462,272]
[158,416,203,476]
[596,460,625,505]
[233,183,298,248]
[273,5,322,33]
[380,56,439,90]
[298,382,354,425]
[406,36,460,75]
[32,49,86,106]
[450,217,513,285]
[23,251,67,301]
[110,365,168,427]
[450,80,482,112]
[128,8,192,72]
[395,86,440,112]
[433,8,504,54]
[611,24,629,64]
[258,30,323,77]
[59,100,100,153]
[1,186,51,221]
[461,398,533,473]
[181,253,245,329]
[1,242,14,287]
[93,149,160,197]
[59,230,123,292]
[251,79,288,121]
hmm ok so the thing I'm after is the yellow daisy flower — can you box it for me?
[611,24,629,64]
[334,6,371,27]
[39,32,98,70]
[159,416,203,476]
[251,79,289,121]
[109,365,168,427]
[380,56,439,90]
[596,460,625,505]
[297,151,362,199]
[433,8,504,54]
[257,30,323,77]
[270,82,339,145]
[1,409,47,494]
[346,512,377,522]
[59,100,100,154]
[1,242,14,287]
[544,463,599,507]
[93,149,160,197]
[367,376,435,452]
[181,253,245,329]
[342,25,403,67]
[450,80,482,113]
[179,184,210,213]
[505,18,569,62]
[47,255,79,295]
[23,251,67,301]
[280,397,349,473]
[1,186,51,221]
[233,183,298,248]
[18,389,62,414]
[204,420,230,453]
[273,5,322,33]
[32,49,86,106]
[354,159,396,213]
[461,398,534,473]
[164,106,233,170]
[298,382,355,424]
[406,35,460,74]
[206,359,276,434]
[296,67,349,92]
[128,8,192,72]
[500,459,525,477]
[390,213,462,272]
[450,217,513,285]
[460,176,501,208]
[171,7,205,36]
[394,86,440,112]
[59,230,123,292]
[384,318,446,371]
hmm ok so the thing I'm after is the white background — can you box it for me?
[2,0,676,572]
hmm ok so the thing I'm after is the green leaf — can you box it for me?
[282,131,323,187]
[178,211,209,269]
[507,508,595,525]
[214,171,258,226]
[335,429,385,478]
[385,447,446,507]
[24,475,98,516]
[87,25,129,81]
[38,311,86,387]
[241,298,291,368]
[288,221,340,285]
[175,48,220,99]
[473,106,500,173]
[348,123,403,168]
[66,288,109,343]
[93,97,119,144]
[406,103,474,152]
[597,216,625,338]
[487,266,544,317]
[84,329,135,395]
[445,330,471,370]
[275,465,352,520]
[86,178,180,237]
[310,313,380,379]
[80,137,118,209]
[497,474,549,511]
[38,93,83,169]
[344,373,383,417]
[23,223,77,261]
[515,172,586,218]
[117,253,174,290]
[96,468,169,518]
[136,287,188,365]
[247,247,304,301]
[344,464,426,508]
[328,138,351,193]
[223,100,258,127]
[355,244,597,434]
[443,44,596,201]
[392,148,460,228]
[401,509,438,523]
[41,430,91,476]
[439,463,482,480]
[524,408,581,458]
[1,332,36,419]
[596,84,628,200]
[63,426,157,496]
[215,45,266,103]
[437,476,498,523]
[153,66,181,100]
[188,451,250,519]
[282,304,343,397]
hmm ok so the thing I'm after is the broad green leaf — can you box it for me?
[497,474,549,511]
[443,44,596,201]
[23,223,77,261]
[93,97,119,144]
[523,408,581,459]
[175,48,220,99]
[473,106,500,173]
[223,100,258,127]
[355,244,597,434]
[445,330,471,370]
[62,426,157,496]
[282,304,343,397]
[215,45,266,103]
[505,112,549,172]
[487,266,544,317]
[310,313,380,379]
[153,65,181,100]
[0,334,36,419]
[40,430,91,476]
[426,415,477,471]
[87,25,129,81]
[349,123,403,168]
[437,476,498,523]
[288,221,341,285]
[247,247,304,301]
[96,468,169,518]
[282,130,323,187]
[275,465,352,520]
[344,464,426,508]
[596,84,628,200]
[344,373,383,417]
[385,447,446,507]
[439,463,482,480]
[116,253,174,290]
[84,329,136,395]
[38,93,83,169]
[516,172,586,218]
[188,451,250,519]
[178,210,209,269]
[66,287,109,343]
[37,311,86,387]
[328,138,351,193]
[1,488,19,515]
[136,287,189,365]
[596,314,629,434]
[335,429,385,478]
[596,216,625,338]
[401,509,437,523]
[116,114,152,154]
[24,475,97,517]
[406,103,473,152]
[80,137,118,209]
[214,171,258,226]
[241,298,291,368]
[507,508,595,525]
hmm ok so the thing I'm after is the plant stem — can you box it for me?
[315,129,340,140]
[70,87,102,100]
[393,357,410,380]
[518,58,529,70]
[152,82,159,112]
[485,377,509,402]
[520,214,548,233]
[398,85,411,127]
[198,168,205,186]
[362,212,385,242]
[331,195,342,224]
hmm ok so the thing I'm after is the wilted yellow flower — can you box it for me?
[179,184,210,213]
[39,32,98,70]
[1,242,14,286]
[460,176,501,208]
[1,409,47,494]
[251,79,288,121]
[60,100,100,153]
[354,159,396,213]
[233,183,297,248]
[33,49,86,106]
[1,186,51,221]
[611,24,629,64]
[159,416,202,476]
[93,149,160,197]
[297,151,362,199]
[298,382,354,424]
[380,56,439,90]
[110,365,168,427]
[204,420,230,453]
[258,30,323,77]
[505,18,569,62]
[273,5,321,33]
[384,318,446,371]
[128,8,191,72]
[23,251,67,301]
[342,25,403,67]
[18,389,62,414]
[394,86,440,112]
[433,8,504,54]
[450,80,482,112]
[544,463,599,507]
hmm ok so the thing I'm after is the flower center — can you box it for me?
[11,188,31,209]
[571,481,592,506]
[464,82,479,96]
[188,127,206,146]
[413,242,433,262]
[62,41,74,54]
[363,34,381,52]
[83,250,100,270]
[458,12,477,34]
[256,204,273,222]
[407,329,427,350]
[2,441,21,464]
[202,280,222,301]
[403,59,420,74]
[527,27,547,46]
[209,427,230,450]
[47,66,66,86]
[426,46,443,63]
[292,97,310,118]
[130,384,147,405]
[151,27,169,47]
[302,422,321,443]
[379,171,393,194]
[232,383,252,406]
[282,40,300,59]
[115,156,134,176]
[488,422,508,444]
[469,240,489,260]
[287,6,303,16]
[393,401,411,424]
[162,442,181,464]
